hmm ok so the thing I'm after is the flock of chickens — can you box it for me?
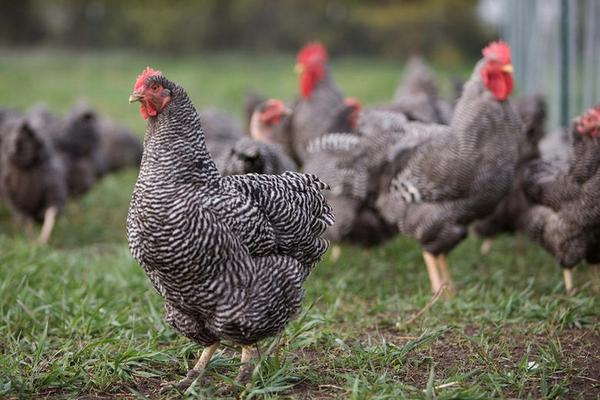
[2,40,599,391]
[0,100,143,243]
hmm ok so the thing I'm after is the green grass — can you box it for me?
[0,50,598,399]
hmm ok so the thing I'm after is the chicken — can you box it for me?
[474,95,547,253]
[243,89,266,127]
[375,41,521,294]
[303,109,410,247]
[0,113,67,244]
[94,116,143,176]
[383,55,453,124]
[201,107,245,171]
[28,102,102,197]
[521,105,600,293]
[220,99,297,176]
[289,42,351,164]
[126,67,334,391]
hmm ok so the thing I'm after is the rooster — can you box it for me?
[289,42,352,164]
[474,95,547,254]
[127,67,334,391]
[220,99,297,176]
[376,41,521,294]
[521,105,600,293]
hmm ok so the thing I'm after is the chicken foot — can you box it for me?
[160,342,219,393]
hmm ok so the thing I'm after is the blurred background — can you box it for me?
[1,0,598,129]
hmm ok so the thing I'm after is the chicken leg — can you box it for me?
[480,238,494,255]
[161,342,219,393]
[423,251,442,294]
[38,206,58,245]
[236,345,259,385]
[330,245,342,262]
[436,253,455,294]
[563,268,574,295]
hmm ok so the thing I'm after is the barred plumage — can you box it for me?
[377,57,521,255]
[521,107,600,272]
[127,71,333,359]
[474,95,547,239]
[372,42,521,293]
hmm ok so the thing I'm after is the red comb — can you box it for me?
[344,97,362,109]
[483,41,511,65]
[576,105,600,138]
[134,66,162,91]
[297,42,328,65]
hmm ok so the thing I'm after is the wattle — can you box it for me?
[483,71,514,101]
[299,67,324,99]
[139,102,157,120]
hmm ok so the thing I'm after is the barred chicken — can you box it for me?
[474,95,547,253]
[521,105,600,293]
[383,55,453,124]
[0,113,67,244]
[220,99,297,176]
[376,41,521,294]
[303,109,409,246]
[289,42,352,164]
[126,68,334,391]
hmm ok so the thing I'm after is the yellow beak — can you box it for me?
[501,64,514,74]
[294,63,304,74]
[129,92,143,103]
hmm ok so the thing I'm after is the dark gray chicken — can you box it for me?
[384,55,453,124]
[94,116,143,176]
[289,42,350,164]
[201,107,245,171]
[375,41,521,294]
[521,105,600,293]
[220,99,297,176]
[28,102,102,197]
[474,95,547,252]
[0,113,67,244]
[126,68,333,391]
[243,89,266,127]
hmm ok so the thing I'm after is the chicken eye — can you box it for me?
[151,84,160,91]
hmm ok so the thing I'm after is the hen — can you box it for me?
[376,41,521,294]
[384,55,453,124]
[28,102,101,197]
[126,68,334,391]
[521,105,600,293]
[0,113,67,244]
[220,99,297,176]
[94,115,143,176]
[303,109,409,247]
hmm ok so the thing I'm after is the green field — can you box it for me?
[0,51,598,399]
